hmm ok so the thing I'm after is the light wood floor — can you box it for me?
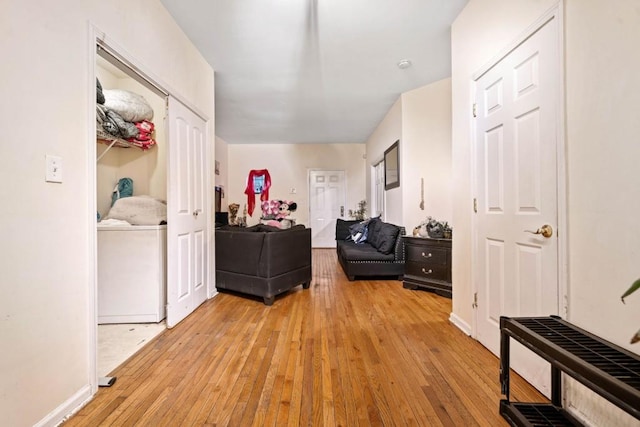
[66,249,546,426]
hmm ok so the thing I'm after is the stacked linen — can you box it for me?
[95,82,157,150]
[127,119,155,149]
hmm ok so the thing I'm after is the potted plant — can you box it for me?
[348,200,367,221]
[621,279,640,343]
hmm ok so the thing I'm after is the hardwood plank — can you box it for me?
[66,248,547,426]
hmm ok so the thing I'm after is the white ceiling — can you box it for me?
[160,0,468,144]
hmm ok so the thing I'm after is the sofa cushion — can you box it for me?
[367,220,400,255]
[339,241,395,261]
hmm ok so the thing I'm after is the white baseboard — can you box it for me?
[449,312,472,336]
[35,384,94,427]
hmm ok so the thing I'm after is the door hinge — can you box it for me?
[472,103,477,118]
[472,292,478,309]
[473,198,478,213]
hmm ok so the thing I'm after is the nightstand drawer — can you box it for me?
[406,245,447,265]
[405,262,449,282]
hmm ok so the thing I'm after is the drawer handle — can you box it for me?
[421,268,433,275]
[421,252,432,258]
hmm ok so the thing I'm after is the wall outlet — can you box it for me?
[46,155,63,183]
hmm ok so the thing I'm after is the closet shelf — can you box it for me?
[97,129,134,149]
[97,127,159,162]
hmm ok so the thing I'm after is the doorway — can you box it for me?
[92,36,212,381]
[472,9,564,396]
[95,50,169,377]
[308,170,346,248]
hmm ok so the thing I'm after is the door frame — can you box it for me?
[470,2,568,340]
[307,169,347,248]
[87,24,213,394]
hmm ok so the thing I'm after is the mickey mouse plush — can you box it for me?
[277,200,297,220]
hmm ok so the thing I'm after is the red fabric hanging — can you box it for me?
[244,169,271,216]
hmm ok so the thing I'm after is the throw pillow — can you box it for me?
[373,222,400,254]
[364,217,382,247]
[348,221,369,244]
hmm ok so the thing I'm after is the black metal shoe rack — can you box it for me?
[499,316,640,426]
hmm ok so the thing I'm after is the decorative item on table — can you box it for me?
[228,203,241,226]
[414,216,452,239]
[348,200,367,221]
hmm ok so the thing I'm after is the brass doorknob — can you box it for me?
[524,224,553,238]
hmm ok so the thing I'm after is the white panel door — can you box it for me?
[167,97,209,328]
[309,170,345,248]
[474,16,560,395]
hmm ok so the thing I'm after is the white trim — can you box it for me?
[554,1,570,322]
[449,313,472,336]
[36,385,93,427]
[87,23,99,398]
[470,77,479,339]
[470,2,566,336]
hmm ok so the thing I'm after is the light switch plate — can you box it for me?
[46,155,63,183]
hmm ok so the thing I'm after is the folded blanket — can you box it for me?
[104,89,154,122]
[96,78,105,104]
[104,195,167,225]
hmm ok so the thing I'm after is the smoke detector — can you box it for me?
[397,59,412,69]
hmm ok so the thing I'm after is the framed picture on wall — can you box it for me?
[384,140,400,190]
[253,175,265,194]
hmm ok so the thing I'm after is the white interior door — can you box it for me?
[474,16,560,396]
[167,96,209,328]
[309,170,345,248]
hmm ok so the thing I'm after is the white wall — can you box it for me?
[215,136,229,212]
[564,1,640,424]
[452,0,640,425]
[365,99,403,225]
[227,144,366,226]
[400,78,452,233]
[0,1,214,425]
[365,79,452,231]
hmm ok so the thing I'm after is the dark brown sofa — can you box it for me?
[336,218,406,281]
[215,224,312,305]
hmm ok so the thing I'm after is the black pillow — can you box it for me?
[372,222,400,254]
[336,219,359,240]
[365,217,382,248]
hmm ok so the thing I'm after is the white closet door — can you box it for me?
[166,96,210,328]
[474,15,560,396]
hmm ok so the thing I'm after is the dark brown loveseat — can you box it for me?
[215,224,312,305]
[336,218,406,281]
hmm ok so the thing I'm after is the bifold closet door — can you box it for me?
[166,96,210,328]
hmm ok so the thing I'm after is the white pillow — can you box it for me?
[104,196,166,225]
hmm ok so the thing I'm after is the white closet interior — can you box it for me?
[95,53,167,377]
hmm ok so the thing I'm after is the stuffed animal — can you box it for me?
[277,201,297,220]
[261,200,280,220]
[228,203,240,225]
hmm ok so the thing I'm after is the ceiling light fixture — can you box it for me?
[397,59,412,70]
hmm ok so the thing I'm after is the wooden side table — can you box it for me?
[402,236,452,298]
